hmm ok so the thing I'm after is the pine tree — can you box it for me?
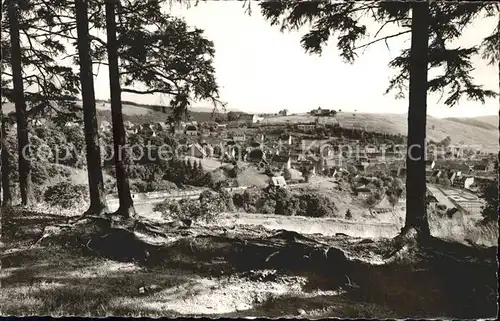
[260,1,497,241]
[6,0,33,206]
[75,0,108,215]
[105,0,135,218]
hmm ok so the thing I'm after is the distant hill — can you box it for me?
[263,112,499,153]
[2,102,497,152]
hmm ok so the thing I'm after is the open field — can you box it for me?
[263,112,499,152]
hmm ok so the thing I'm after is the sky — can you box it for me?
[92,1,499,118]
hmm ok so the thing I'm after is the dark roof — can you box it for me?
[473,164,487,171]
[247,149,265,161]
[185,125,197,131]
[238,114,254,121]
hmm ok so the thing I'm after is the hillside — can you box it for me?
[3,102,498,152]
[263,112,499,153]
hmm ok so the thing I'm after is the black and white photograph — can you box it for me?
[1,0,499,318]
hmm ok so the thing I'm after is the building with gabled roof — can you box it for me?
[269,176,287,188]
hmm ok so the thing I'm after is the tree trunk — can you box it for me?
[7,2,33,206]
[105,1,136,218]
[75,0,108,216]
[403,2,431,240]
[1,112,12,207]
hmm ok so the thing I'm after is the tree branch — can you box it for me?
[353,30,411,51]
[122,88,178,95]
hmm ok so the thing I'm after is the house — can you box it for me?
[310,107,336,116]
[369,195,394,215]
[173,125,184,135]
[254,133,265,143]
[269,176,287,188]
[271,154,291,170]
[289,153,303,165]
[252,115,264,124]
[297,124,315,131]
[188,143,207,158]
[217,123,227,129]
[355,163,369,173]
[64,121,78,128]
[185,125,198,136]
[100,120,111,132]
[281,134,293,145]
[464,177,475,190]
[156,122,170,131]
[31,118,47,126]
[141,123,154,131]
[425,160,436,171]
[365,146,378,154]
[232,133,246,142]
[321,145,335,158]
[446,171,457,185]
[123,121,134,129]
[354,186,371,199]
[429,170,443,183]
[239,114,264,125]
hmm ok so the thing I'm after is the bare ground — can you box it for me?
[1,207,498,318]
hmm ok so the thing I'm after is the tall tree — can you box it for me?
[1,106,13,207]
[6,0,33,206]
[75,0,108,215]
[259,1,497,240]
[2,0,87,208]
[105,0,135,218]
[404,2,430,237]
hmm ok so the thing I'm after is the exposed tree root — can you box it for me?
[111,205,137,220]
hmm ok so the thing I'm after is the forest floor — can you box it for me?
[1,207,498,318]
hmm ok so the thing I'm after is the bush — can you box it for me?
[345,209,353,220]
[31,163,50,185]
[298,192,337,218]
[260,198,277,214]
[44,182,88,208]
[155,190,229,223]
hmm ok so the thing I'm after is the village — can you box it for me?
[92,108,497,220]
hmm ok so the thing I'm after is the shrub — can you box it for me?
[219,189,235,212]
[260,198,277,214]
[345,209,353,220]
[479,179,498,223]
[298,192,337,218]
[31,162,50,185]
[232,192,244,208]
[44,182,88,208]
[155,191,229,223]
